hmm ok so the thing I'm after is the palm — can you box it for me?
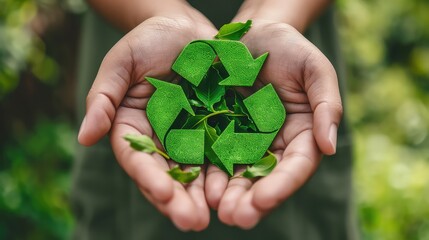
[79,16,218,231]
[205,22,343,228]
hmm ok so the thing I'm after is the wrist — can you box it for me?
[131,0,191,28]
[232,0,331,33]
[135,1,216,37]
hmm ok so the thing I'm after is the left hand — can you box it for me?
[78,13,218,231]
[204,20,343,228]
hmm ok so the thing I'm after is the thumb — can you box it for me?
[304,52,343,155]
[78,40,133,146]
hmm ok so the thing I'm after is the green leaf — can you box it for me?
[182,115,205,129]
[213,96,229,111]
[242,152,277,178]
[189,99,205,108]
[123,134,170,159]
[212,61,229,79]
[167,165,201,183]
[123,134,157,153]
[231,92,258,132]
[198,120,229,173]
[232,91,247,115]
[215,20,252,40]
[192,66,225,111]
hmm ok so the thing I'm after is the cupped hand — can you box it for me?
[77,12,218,231]
[205,20,343,228]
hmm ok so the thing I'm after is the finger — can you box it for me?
[142,182,201,232]
[110,113,174,203]
[232,190,263,229]
[134,163,206,232]
[252,129,321,211]
[185,165,210,231]
[303,51,343,155]
[231,152,282,229]
[167,182,201,231]
[217,169,252,226]
[78,40,133,146]
[205,164,229,210]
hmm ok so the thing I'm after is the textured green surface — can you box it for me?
[198,120,228,173]
[165,129,205,164]
[172,42,216,86]
[243,84,286,132]
[172,40,267,88]
[211,121,277,175]
[199,40,268,86]
[146,39,285,174]
[146,77,194,145]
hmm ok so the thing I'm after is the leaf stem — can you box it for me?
[191,110,232,128]
[225,113,247,117]
[267,150,275,156]
[155,149,170,159]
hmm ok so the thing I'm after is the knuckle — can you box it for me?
[332,101,344,118]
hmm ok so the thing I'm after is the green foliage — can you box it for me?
[215,20,252,40]
[0,0,86,99]
[338,0,429,239]
[0,120,75,239]
[192,66,226,111]
[0,0,86,239]
[167,166,201,184]
[124,134,170,159]
[242,151,277,178]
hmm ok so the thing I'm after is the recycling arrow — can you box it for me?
[211,121,278,175]
[146,35,286,176]
[165,129,205,164]
[243,84,285,132]
[145,77,194,145]
[172,40,267,87]
[208,84,285,175]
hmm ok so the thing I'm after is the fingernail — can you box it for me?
[78,116,87,141]
[329,124,338,154]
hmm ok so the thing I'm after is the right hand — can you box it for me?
[77,11,218,231]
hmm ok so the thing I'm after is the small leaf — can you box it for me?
[213,96,229,111]
[192,66,225,111]
[167,166,201,183]
[198,120,229,173]
[231,92,258,132]
[242,152,277,178]
[212,61,229,79]
[215,20,252,40]
[123,134,170,159]
[123,134,157,153]
[179,77,193,97]
[189,99,205,108]
[232,91,247,115]
[182,115,205,129]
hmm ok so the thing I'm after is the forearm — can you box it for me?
[86,0,192,31]
[233,0,332,32]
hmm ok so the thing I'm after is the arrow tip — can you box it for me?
[145,77,163,88]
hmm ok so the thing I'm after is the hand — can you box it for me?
[77,13,218,231]
[204,21,343,228]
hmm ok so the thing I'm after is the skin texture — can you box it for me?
[78,0,341,231]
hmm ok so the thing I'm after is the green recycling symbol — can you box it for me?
[146,40,286,176]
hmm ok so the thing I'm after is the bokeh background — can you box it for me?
[1,0,428,239]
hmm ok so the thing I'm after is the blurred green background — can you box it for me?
[0,0,428,239]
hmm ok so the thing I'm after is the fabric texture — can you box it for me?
[71,2,358,239]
